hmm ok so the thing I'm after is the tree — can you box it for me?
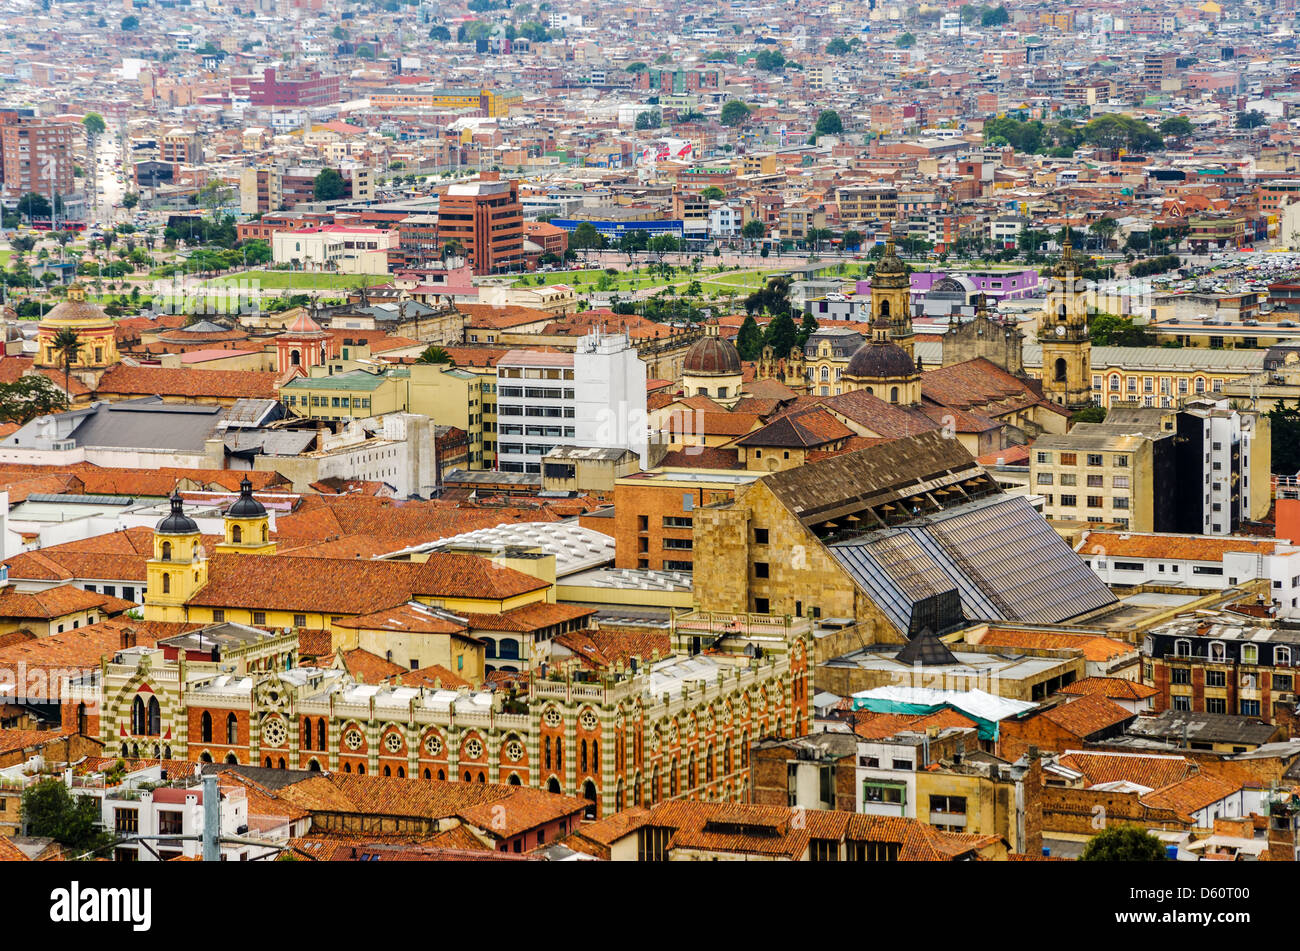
[815,110,843,137]
[1268,399,1300,475]
[17,192,51,222]
[120,14,139,30]
[440,238,465,262]
[428,25,450,41]
[1089,217,1118,250]
[981,5,1009,26]
[416,345,453,365]
[1158,116,1193,139]
[1236,110,1267,130]
[742,219,766,243]
[122,192,139,211]
[762,311,799,358]
[82,112,106,139]
[570,222,606,255]
[626,62,648,73]
[796,311,819,349]
[896,32,916,48]
[825,37,851,55]
[313,168,347,202]
[1072,405,1107,424]
[842,229,863,251]
[735,314,764,360]
[701,185,725,201]
[752,49,785,71]
[0,374,68,424]
[1080,825,1168,862]
[21,779,113,857]
[619,228,649,263]
[635,109,662,130]
[720,100,752,127]
[52,327,81,398]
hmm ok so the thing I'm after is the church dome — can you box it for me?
[156,493,199,535]
[225,477,267,519]
[40,283,112,327]
[683,334,742,376]
[845,340,917,380]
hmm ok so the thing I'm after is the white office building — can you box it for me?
[495,330,648,473]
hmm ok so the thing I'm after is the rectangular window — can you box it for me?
[114,808,139,834]
[1060,473,1077,486]
[755,562,769,578]
[1207,670,1226,687]
[253,612,266,626]
[1087,454,1103,467]
[1207,698,1226,714]
[1172,695,1191,711]
[212,609,225,623]
[1061,452,1077,466]
[754,528,769,544]
[1060,494,1077,507]
[863,782,906,805]
[158,810,183,835]
[293,614,307,627]
[1171,667,1192,685]
[1240,700,1261,717]
[1036,472,1054,485]
[1087,474,1104,488]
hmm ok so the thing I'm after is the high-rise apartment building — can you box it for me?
[0,110,75,203]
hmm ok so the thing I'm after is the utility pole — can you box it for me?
[202,773,220,861]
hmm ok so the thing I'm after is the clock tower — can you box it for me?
[1039,232,1093,411]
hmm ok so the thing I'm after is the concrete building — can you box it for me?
[495,330,648,473]
[435,171,525,275]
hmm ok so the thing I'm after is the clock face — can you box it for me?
[1056,325,1067,336]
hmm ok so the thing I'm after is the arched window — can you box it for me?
[302,718,312,750]
[548,776,561,794]
[880,299,891,319]
[200,751,212,763]
[1054,358,1068,383]
[316,718,326,750]
[508,773,521,786]
[147,696,160,736]
[201,712,212,743]
[652,766,660,803]
[592,740,599,769]
[76,703,86,735]
[131,696,145,735]
[615,779,624,811]
[1058,302,1068,322]
[477,772,486,783]
[670,758,679,796]
[1277,647,1292,667]
[225,753,237,765]
[161,573,171,594]
[580,739,588,772]
[890,386,899,403]
[231,525,242,544]
[310,760,322,772]
[226,713,238,745]
[344,762,352,773]
[1210,641,1226,663]
[264,756,272,768]
[582,780,598,819]
[161,541,172,561]
[290,349,301,366]
[498,638,520,660]
[397,767,405,778]
[357,763,365,775]
[718,386,728,398]
[423,768,431,779]
[437,769,445,781]
[688,752,696,789]
[383,765,391,777]
[163,745,171,760]
[820,366,829,381]
[544,735,552,770]
[262,525,268,543]
[1175,639,1191,658]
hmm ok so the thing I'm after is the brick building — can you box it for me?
[0,110,75,203]
[435,171,525,274]
[246,68,341,108]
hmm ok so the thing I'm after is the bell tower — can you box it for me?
[145,493,207,622]
[1039,233,1093,411]
[215,477,276,556]
[871,240,914,358]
